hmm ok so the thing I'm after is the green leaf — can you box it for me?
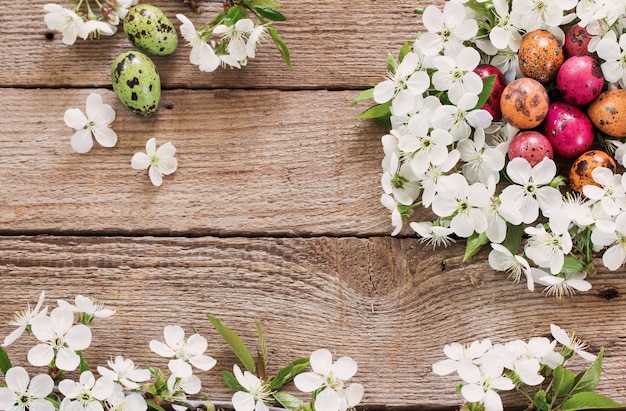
[254,318,268,381]
[350,88,374,106]
[253,6,286,21]
[534,390,550,411]
[561,392,626,411]
[473,75,496,111]
[78,351,90,373]
[386,52,398,73]
[207,315,256,373]
[272,392,306,410]
[571,348,603,395]
[146,399,168,411]
[463,231,489,262]
[0,346,12,375]
[267,357,310,391]
[246,0,283,8]
[398,41,413,62]
[224,6,246,25]
[221,370,246,392]
[552,366,575,397]
[561,257,584,274]
[208,10,227,28]
[267,26,291,69]
[502,223,523,255]
[349,102,391,120]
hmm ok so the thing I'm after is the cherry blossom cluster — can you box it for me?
[358,0,626,296]
[177,14,268,73]
[0,292,364,411]
[174,0,291,72]
[43,0,137,45]
[431,324,620,411]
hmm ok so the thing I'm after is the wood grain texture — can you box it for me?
[3,0,626,409]
[0,0,428,89]
[1,235,625,408]
[0,88,396,236]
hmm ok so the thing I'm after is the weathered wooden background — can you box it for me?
[1,0,625,409]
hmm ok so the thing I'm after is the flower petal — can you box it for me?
[293,372,324,392]
[93,127,117,148]
[55,346,80,371]
[27,344,54,367]
[131,152,150,170]
[28,374,54,398]
[332,356,357,381]
[233,391,255,411]
[71,129,94,154]
[314,387,342,411]
[63,108,88,130]
[149,165,164,186]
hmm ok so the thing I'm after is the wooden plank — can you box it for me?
[0,0,427,89]
[0,87,399,236]
[1,235,624,408]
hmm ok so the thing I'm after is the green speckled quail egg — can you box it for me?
[111,51,161,117]
[123,4,178,56]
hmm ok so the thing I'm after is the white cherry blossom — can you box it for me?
[499,157,562,224]
[0,367,54,411]
[488,243,533,291]
[410,221,456,248]
[58,371,114,411]
[232,365,270,411]
[431,173,490,238]
[97,356,151,390]
[524,225,572,275]
[432,46,483,103]
[57,295,115,322]
[43,4,86,45]
[583,167,626,216]
[596,31,626,84]
[550,324,597,362]
[458,354,514,411]
[149,325,217,377]
[131,138,178,186]
[592,211,626,270]
[27,307,92,371]
[458,129,505,185]
[64,93,117,154]
[432,339,492,376]
[2,291,47,347]
[373,52,430,116]
[417,1,478,55]
[177,14,220,73]
[294,349,363,411]
[531,269,592,298]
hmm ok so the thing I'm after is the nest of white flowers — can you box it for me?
[0,293,364,411]
[354,0,626,298]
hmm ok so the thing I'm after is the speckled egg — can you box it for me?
[569,150,616,194]
[587,89,626,138]
[557,56,604,106]
[508,131,553,166]
[541,102,594,159]
[124,4,178,56]
[111,51,161,117]
[500,77,550,129]
[518,30,564,83]
[564,23,594,58]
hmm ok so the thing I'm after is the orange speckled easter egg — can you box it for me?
[587,89,626,138]
[519,30,564,83]
[569,150,617,194]
[500,77,550,129]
